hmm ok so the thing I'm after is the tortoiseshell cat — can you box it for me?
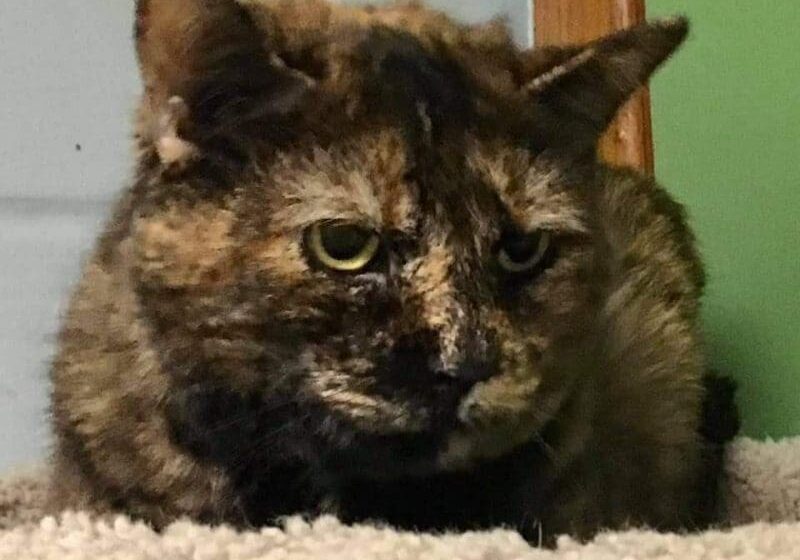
[50,0,737,542]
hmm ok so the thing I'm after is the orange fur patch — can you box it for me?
[133,202,235,289]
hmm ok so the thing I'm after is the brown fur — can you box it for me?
[51,0,718,542]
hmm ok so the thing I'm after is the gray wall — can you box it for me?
[342,0,532,46]
[0,1,532,472]
[0,1,138,472]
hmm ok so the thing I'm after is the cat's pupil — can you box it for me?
[321,224,372,260]
[502,232,540,263]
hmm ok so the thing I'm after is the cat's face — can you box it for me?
[131,0,687,476]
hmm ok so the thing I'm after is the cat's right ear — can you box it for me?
[135,0,313,168]
[521,18,688,156]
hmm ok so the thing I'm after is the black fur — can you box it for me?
[695,372,740,524]
[166,382,554,536]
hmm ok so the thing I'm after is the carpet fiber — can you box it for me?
[1,438,798,559]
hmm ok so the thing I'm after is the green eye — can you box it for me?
[307,222,381,272]
[497,230,552,274]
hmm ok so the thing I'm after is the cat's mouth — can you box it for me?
[309,384,555,481]
[167,364,533,481]
[311,381,476,433]
[301,380,486,479]
[310,363,564,477]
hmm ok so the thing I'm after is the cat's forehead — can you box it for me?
[465,140,589,235]
[261,128,588,239]
[265,129,419,234]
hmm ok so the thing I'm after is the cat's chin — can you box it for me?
[304,406,463,480]
[318,435,444,480]
[310,417,551,483]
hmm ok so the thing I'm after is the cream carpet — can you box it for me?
[1,438,798,559]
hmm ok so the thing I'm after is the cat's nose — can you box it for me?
[385,331,498,396]
[446,356,495,386]
[431,331,500,388]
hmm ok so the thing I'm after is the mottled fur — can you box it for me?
[50,0,733,542]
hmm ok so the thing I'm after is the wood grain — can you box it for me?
[534,0,654,173]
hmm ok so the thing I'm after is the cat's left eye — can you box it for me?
[306,222,381,273]
[496,230,552,274]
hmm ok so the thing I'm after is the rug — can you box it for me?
[1,438,798,559]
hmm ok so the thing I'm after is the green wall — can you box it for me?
[649,2,800,438]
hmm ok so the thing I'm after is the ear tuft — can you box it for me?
[154,97,199,170]
[525,17,690,152]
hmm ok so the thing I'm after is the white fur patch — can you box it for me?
[402,240,465,373]
[154,97,198,169]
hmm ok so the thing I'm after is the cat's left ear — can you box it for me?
[524,17,689,155]
[135,0,313,168]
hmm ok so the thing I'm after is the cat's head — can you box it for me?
[130,0,688,477]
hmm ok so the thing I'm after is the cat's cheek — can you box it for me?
[132,203,237,289]
[443,370,543,465]
[246,234,310,281]
[438,391,544,470]
[438,371,543,468]
[437,315,550,467]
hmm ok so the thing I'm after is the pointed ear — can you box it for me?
[135,0,313,167]
[524,17,689,153]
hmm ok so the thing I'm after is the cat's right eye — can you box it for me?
[496,230,552,276]
[306,222,381,273]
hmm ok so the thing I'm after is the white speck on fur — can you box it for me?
[154,97,198,168]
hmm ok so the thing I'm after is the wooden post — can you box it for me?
[534,0,654,173]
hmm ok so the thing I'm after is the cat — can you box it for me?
[49,0,737,543]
